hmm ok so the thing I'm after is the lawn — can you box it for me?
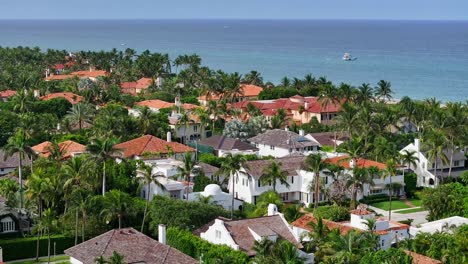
[369,200,411,211]
[396,207,427,214]
[408,198,422,207]
[10,256,70,264]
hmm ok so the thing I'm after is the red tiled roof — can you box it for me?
[32,140,86,159]
[0,90,17,98]
[325,155,387,170]
[54,64,65,70]
[70,70,108,78]
[64,228,197,264]
[40,92,83,104]
[404,250,441,264]
[291,214,355,236]
[114,135,195,158]
[135,100,198,111]
[135,77,153,89]
[350,209,373,215]
[120,81,137,89]
[198,84,263,101]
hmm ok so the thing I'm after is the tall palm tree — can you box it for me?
[303,154,327,209]
[194,107,210,138]
[86,136,120,196]
[2,128,34,209]
[356,83,374,105]
[384,158,398,220]
[374,80,393,102]
[347,167,375,210]
[443,102,466,177]
[318,84,338,124]
[172,152,196,200]
[243,70,263,86]
[216,153,249,219]
[62,156,93,214]
[41,208,57,264]
[137,163,165,232]
[65,102,94,131]
[399,150,419,180]
[423,130,448,185]
[259,161,289,192]
[100,190,133,229]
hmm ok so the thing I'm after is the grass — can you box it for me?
[396,207,427,214]
[10,256,70,264]
[369,200,411,211]
[408,198,422,207]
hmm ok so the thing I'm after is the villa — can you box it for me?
[304,131,349,149]
[400,139,467,187]
[64,227,197,264]
[0,90,16,102]
[45,69,108,81]
[197,84,263,106]
[409,216,468,236]
[120,77,163,95]
[292,207,410,250]
[32,140,87,160]
[248,129,320,158]
[188,184,243,210]
[196,135,258,157]
[39,92,83,105]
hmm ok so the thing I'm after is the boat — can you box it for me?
[342,53,357,61]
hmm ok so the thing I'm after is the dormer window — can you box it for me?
[215,230,221,239]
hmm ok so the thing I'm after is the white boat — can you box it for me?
[342,53,356,61]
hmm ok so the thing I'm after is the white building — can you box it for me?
[401,139,467,187]
[409,216,468,237]
[292,208,410,250]
[232,156,331,206]
[248,129,320,158]
[188,184,243,210]
[196,204,314,262]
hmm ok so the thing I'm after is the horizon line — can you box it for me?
[0,18,467,22]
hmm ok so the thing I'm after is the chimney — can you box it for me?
[267,204,278,216]
[33,89,40,98]
[299,129,305,136]
[175,96,181,107]
[414,138,420,152]
[284,127,289,131]
[166,131,172,142]
[158,224,166,245]
[349,158,356,168]
[304,102,309,110]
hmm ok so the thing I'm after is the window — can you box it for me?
[454,160,460,167]
[325,176,328,184]
[215,230,221,239]
[236,176,239,184]
[2,219,15,232]
[281,192,289,201]
[291,176,294,184]
[270,145,275,150]
[257,180,261,187]
[381,240,384,247]
[193,125,198,132]
[242,179,245,186]
[422,162,425,169]
[370,189,383,195]
[432,163,435,169]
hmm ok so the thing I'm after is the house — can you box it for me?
[31,140,86,160]
[0,206,21,235]
[248,129,320,158]
[231,95,342,125]
[195,204,312,262]
[400,139,467,187]
[120,77,163,95]
[291,207,410,250]
[196,135,258,157]
[404,250,441,264]
[64,227,197,264]
[233,155,331,206]
[0,90,17,102]
[134,98,198,113]
[324,155,405,199]
[39,92,83,104]
[45,69,108,81]
[197,84,263,106]
[114,134,195,161]
[188,184,243,210]
[409,216,468,237]
[0,150,32,176]
[304,132,349,150]
[198,162,221,182]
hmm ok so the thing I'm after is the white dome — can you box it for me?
[204,184,222,196]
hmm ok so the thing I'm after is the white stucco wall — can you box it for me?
[200,219,239,250]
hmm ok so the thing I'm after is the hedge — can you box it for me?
[166,227,249,264]
[309,205,350,222]
[0,235,75,261]
[359,194,399,204]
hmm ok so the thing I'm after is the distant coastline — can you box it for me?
[0,19,467,102]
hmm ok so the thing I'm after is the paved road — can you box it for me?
[367,205,429,226]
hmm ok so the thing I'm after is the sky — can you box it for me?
[0,0,467,20]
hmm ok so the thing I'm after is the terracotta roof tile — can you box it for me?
[64,228,197,264]
[291,214,355,236]
[404,250,441,264]
[324,155,386,170]
[40,92,83,104]
[135,100,198,111]
[114,135,194,158]
[0,90,17,98]
[32,140,86,159]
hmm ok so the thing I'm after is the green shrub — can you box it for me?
[310,205,350,222]
[404,172,418,198]
[166,227,249,264]
[0,235,74,261]
[359,194,399,204]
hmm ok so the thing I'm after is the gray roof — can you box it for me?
[0,150,32,169]
[306,132,349,147]
[198,162,219,175]
[198,135,258,151]
[65,228,197,264]
[428,167,468,178]
[248,129,319,149]
[244,155,306,180]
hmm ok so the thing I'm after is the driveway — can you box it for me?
[367,205,429,226]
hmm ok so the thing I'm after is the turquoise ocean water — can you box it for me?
[0,19,467,102]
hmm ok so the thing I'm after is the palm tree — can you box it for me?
[41,208,57,264]
[280,76,291,87]
[259,161,289,192]
[374,80,393,102]
[424,130,448,185]
[356,83,374,105]
[384,159,399,220]
[137,163,165,232]
[178,109,190,144]
[347,167,375,210]
[318,84,338,124]
[65,102,94,130]
[194,107,210,138]
[172,152,196,200]
[303,154,327,209]
[86,136,120,196]
[216,153,249,219]
[443,102,466,177]
[399,150,419,180]
[62,156,93,213]
[243,70,263,86]
[304,217,331,253]
[2,128,34,209]
[100,190,133,229]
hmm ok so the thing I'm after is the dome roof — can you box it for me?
[204,184,222,196]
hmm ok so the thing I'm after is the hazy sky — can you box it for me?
[1,0,467,20]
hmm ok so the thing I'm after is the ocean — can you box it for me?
[0,19,467,102]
